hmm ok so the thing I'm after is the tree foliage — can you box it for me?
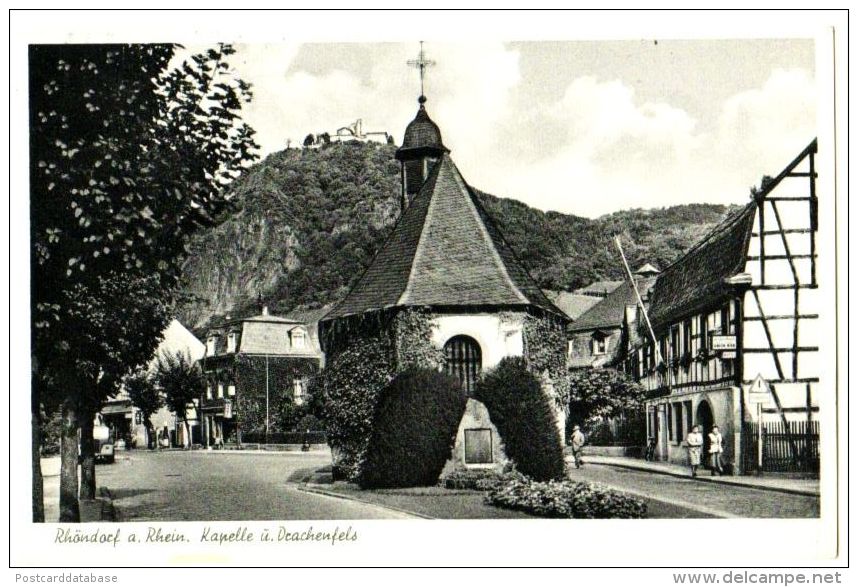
[125,369,162,447]
[154,349,204,428]
[566,367,646,425]
[29,43,257,519]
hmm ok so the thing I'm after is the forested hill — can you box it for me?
[176,141,736,331]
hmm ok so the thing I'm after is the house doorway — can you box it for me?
[444,335,482,395]
[696,400,714,465]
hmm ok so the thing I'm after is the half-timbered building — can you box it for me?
[620,140,820,474]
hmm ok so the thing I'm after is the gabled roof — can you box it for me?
[569,277,658,332]
[322,155,564,321]
[545,291,601,321]
[647,203,756,331]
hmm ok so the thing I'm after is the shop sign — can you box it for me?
[711,335,737,351]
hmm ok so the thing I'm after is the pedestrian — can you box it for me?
[708,425,724,476]
[570,425,586,469]
[686,425,704,477]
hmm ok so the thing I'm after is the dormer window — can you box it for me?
[291,328,306,349]
[206,335,219,356]
[592,332,609,355]
[227,331,238,353]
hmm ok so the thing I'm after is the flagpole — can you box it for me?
[614,237,674,398]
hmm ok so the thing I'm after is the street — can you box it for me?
[60,450,415,521]
[41,451,820,521]
[567,463,820,518]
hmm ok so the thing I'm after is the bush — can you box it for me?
[440,467,526,491]
[359,368,467,489]
[475,357,565,481]
[486,477,647,518]
[441,468,499,490]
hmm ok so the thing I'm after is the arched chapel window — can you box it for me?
[443,335,482,395]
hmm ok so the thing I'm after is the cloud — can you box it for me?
[226,42,816,219]
[467,68,816,217]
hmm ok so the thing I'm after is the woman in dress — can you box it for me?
[708,425,724,476]
[686,425,704,477]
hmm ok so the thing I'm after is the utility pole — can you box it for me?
[265,354,270,445]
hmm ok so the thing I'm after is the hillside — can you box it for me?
[176,142,736,331]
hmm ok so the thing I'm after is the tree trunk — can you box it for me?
[59,396,80,523]
[31,390,45,523]
[183,419,191,449]
[78,406,96,500]
[144,417,154,449]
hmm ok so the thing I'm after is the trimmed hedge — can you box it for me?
[486,477,647,518]
[359,368,467,489]
[475,357,565,481]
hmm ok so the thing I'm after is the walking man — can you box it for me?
[570,425,586,469]
[708,425,724,476]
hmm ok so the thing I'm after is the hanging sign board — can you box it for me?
[711,335,737,351]
[223,399,233,419]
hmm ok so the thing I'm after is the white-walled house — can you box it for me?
[100,319,206,448]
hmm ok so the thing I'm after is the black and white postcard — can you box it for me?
[8,8,849,575]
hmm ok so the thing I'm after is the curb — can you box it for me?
[299,484,433,519]
[579,458,820,497]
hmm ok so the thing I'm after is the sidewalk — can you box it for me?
[577,455,819,497]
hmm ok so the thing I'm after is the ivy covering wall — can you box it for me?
[320,308,444,481]
[522,313,571,411]
[234,355,320,435]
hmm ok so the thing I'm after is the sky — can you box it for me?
[225,40,816,218]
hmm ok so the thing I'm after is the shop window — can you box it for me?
[674,403,684,442]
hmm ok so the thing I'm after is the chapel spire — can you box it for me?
[396,42,449,213]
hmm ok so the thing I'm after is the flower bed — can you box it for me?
[486,477,647,518]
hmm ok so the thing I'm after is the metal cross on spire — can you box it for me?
[407,41,435,102]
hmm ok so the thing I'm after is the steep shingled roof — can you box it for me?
[647,202,756,331]
[568,277,658,332]
[321,155,565,321]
